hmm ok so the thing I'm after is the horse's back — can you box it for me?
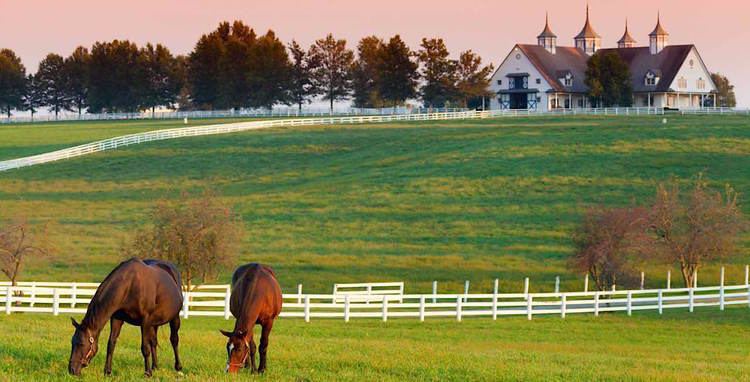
[230,263,282,319]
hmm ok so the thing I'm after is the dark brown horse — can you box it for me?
[221,263,282,374]
[68,258,184,377]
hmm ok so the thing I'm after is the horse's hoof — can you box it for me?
[175,363,183,372]
[144,370,153,378]
[104,369,112,376]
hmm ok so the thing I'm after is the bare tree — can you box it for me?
[125,190,244,291]
[649,175,746,288]
[0,218,50,286]
[570,206,652,291]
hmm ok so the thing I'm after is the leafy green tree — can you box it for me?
[36,53,73,118]
[63,47,90,116]
[139,43,185,115]
[0,49,26,117]
[22,74,44,121]
[217,21,256,109]
[378,35,419,108]
[88,40,144,113]
[309,34,354,112]
[417,38,456,108]
[710,73,736,107]
[454,50,494,108]
[188,30,225,109]
[351,36,385,108]
[287,40,320,112]
[247,30,291,109]
[585,52,632,107]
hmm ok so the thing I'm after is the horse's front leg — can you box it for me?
[104,318,124,376]
[246,337,257,373]
[258,320,274,374]
[140,325,153,377]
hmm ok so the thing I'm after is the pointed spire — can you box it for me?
[618,18,637,47]
[575,4,601,39]
[537,12,557,38]
[650,11,669,36]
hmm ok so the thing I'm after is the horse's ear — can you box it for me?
[236,329,247,338]
[220,329,234,338]
[71,317,81,329]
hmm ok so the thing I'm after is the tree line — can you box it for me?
[0,21,494,118]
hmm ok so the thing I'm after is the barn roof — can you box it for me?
[517,44,590,93]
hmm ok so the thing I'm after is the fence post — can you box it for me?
[693,270,698,288]
[524,277,530,298]
[526,295,533,320]
[182,292,189,319]
[584,274,589,293]
[667,270,671,290]
[419,295,425,322]
[627,291,633,316]
[640,272,645,290]
[30,282,36,307]
[555,276,560,294]
[720,267,725,311]
[492,279,499,321]
[689,288,694,313]
[432,281,437,304]
[297,284,302,304]
[560,294,567,319]
[594,292,600,317]
[5,286,11,315]
[658,290,663,315]
[71,283,77,308]
[304,296,311,323]
[456,295,463,322]
[464,280,470,302]
[382,295,388,322]
[224,286,231,320]
[53,289,60,316]
[745,265,749,286]
[344,295,350,323]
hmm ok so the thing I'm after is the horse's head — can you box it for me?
[68,318,98,376]
[220,329,249,373]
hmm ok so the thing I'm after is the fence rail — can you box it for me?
[0,281,747,322]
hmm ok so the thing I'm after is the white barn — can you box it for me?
[489,8,717,111]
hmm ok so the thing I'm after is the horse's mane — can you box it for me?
[81,258,142,329]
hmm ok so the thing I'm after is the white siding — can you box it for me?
[669,47,716,95]
[489,46,553,111]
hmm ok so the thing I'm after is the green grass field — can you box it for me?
[1,114,750,381]
[1,115,750,293]
[1,307,749,381]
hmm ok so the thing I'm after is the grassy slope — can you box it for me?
[0,307,748,381]
[1,115,750,293]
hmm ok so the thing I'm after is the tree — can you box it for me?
[36,53,73,118]
[454,50,494,109]
[188,30,225,109]
[216,21,256,109]
[63,47,91,116]
[88,40,144,113]
[570,206,652,291]
[247,30,291,109]
[711,73,736,107]
[139,43,185,115]
[648,175,746,288]
[22,74,44,121]
[287,40,319,112]
[0,218,50,287]
[378,35,419,108]
[417,38,456,108]
[585,52,632,107]
[0,49,26,117]
[125,190,243,291]
[309,34,354,112]
[351,36,385,108]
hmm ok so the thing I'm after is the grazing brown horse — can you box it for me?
[221,263,282,374]
[68,258,184,377]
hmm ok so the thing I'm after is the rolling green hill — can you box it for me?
[1,114,749,293]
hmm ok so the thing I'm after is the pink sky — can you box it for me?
[1,0,748,106]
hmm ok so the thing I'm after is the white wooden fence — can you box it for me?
[1,280,747,322]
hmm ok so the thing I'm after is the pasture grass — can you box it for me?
[0,307,748,381]
[1,114,750,293]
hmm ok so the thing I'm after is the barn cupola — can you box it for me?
[618,19,637,48]
[574,5,602,55]
[649,12,669,54]
[537,13,557,54]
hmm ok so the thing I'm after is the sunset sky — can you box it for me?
[1,0,747,106]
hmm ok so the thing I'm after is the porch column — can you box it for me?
[714,94,717,108]
[568,94,572,109]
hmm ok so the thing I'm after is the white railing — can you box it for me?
[1,281,747,322]
[333,282,404,303]
[680,107,750,115]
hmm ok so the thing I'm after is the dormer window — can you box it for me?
[645,71,660,86]
[560,72,573,87]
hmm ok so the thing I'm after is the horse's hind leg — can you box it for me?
[169,317,183,371]
[258,320,274,374]
[104,318,124,376]
[150,326,159,370]
[140,325,153,377]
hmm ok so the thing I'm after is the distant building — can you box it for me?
[489,8,717,111]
